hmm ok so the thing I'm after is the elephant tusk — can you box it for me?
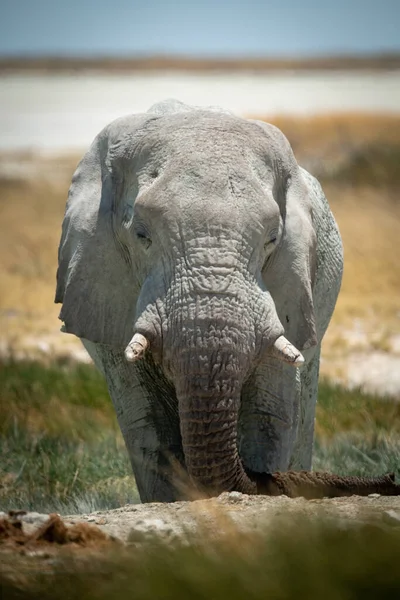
[270,335,304,366]
[124,333,149,362]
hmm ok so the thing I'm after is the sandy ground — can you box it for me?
[66,494,400,543]
[1,494,400,552]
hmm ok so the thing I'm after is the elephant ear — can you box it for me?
[55,114,153,347]
[254,120,318,353]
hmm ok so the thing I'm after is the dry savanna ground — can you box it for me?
[0,112,399,372]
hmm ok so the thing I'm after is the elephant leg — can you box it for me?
[238,359,301,473]
[82,340,184,503]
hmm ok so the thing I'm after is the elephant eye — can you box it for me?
[136,232,152,250]
[264,237,277,251]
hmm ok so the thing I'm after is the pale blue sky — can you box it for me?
[1,0,399,57]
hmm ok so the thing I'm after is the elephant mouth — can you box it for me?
[124,333,304,368]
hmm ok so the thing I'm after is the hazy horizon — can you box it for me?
[2,50,399,60]
[2,71,399,151]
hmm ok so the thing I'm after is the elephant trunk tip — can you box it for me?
[125,333,149,362]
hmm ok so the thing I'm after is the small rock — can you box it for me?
[382,510,400,527]
[8,510,27,518]
[37,341,50,353]
[21,512,51,525]
[25,549,52,559]
[227,491,243,502]
[87,517,96,522]
[368,493,381,499]
[127,518,175,544]
[127,529,149,544]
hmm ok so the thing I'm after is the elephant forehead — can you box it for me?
[135,157,274,214]
[134,126,276,202]
[120,112,286,226]
[130,112,278,165]
[159,123,266,162]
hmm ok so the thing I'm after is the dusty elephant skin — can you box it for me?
[56,98,347,502]
[248,471,400,499]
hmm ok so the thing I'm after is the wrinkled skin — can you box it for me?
[56,99,344,502]
[251,471,400,499]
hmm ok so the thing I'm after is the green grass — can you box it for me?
[1,520,400,599]
[315,382,400,480]
[0,423,137,514]
[314,433,400,479]
[316,380,400,437]
[0,359,399,514]
[0,359,138,513]
[0,358,114,437]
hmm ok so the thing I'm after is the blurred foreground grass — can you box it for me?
[1,359,399,514]
[2,516,400,599]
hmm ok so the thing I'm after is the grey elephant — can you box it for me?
[56,99,343,503]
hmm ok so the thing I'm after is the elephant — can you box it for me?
[56,99,345,503]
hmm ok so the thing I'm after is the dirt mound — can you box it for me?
[0,512,113,554]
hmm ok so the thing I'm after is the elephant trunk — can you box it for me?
[124,324,305,496]
[175,361,257,495]
[167,283,283,495]
[173,335,304,494]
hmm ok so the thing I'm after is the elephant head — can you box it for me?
[56,105,318,495]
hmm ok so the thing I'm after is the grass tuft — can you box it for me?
[314,432,400,479]
[316,380,400,437]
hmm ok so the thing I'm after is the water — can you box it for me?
[1,71,399,151]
